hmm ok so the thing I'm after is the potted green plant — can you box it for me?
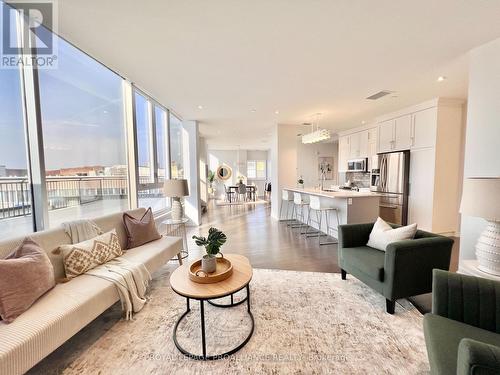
[192,227,227,273]
[207,170,216,194]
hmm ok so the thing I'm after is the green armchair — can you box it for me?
[338,222,453,314]
[424,270,500,375]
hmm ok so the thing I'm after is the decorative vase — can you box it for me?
[475,220,500,276]
[202,254,216,273]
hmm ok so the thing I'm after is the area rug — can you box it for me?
[215,199,268,206]
[29,267,429,374]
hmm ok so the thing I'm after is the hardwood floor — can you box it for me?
[189,199,460,314]
[186,200,340,273]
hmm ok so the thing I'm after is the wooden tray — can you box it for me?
[189,257,233,284]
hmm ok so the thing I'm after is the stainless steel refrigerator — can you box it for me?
[370,151,410,225]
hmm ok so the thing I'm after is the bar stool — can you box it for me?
[289,192,310,229]
[306,195,340,245]
[279,190,295,222]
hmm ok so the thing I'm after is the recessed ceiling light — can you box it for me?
[437,76,447,82]
[197,105,203,109]
[361,120,366,125]
[274,110,279,114]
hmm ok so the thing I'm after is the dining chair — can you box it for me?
[224,184,235,203]
[237,183,247,202]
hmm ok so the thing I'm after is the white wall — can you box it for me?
[270,124,299,219]
[460,37,500,260]
[297,140,338,188]
[199,137,208,205]
[270,124,339,218]
[182,120,201,225]
[207,149,270,199]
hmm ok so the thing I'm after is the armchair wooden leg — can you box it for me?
[177,252,183,265]
[386,299,395,314]
[341,269,347,280]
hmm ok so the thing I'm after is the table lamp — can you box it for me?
[460,177,500,275]
[164,179,189,221]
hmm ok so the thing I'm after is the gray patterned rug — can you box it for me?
[29,267,429,374]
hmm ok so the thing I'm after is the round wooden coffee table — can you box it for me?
[170,254,254,360]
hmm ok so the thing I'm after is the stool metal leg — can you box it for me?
[320,209,338,245]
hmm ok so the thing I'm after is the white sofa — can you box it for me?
[0,208,183,375]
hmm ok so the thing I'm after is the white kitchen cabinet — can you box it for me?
[394,115,412,150]
[338,135,350,172]
[367,127,378,169]
[411,107,437,149]
[408,148,436,231]
[359,98,464,235]
[378,120,395,153]
[348,132,361,158]
[359,130,369,158]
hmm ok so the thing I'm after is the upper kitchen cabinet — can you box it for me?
[338,135,350,172]
[378,114,412,152]
[348,132,361,159]
[394,115,412,150]
[338,126,378,171]
[367,127,378,156]
[378,120,395,153]
[411,107,438,149]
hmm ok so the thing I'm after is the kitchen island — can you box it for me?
[283,187,381,237]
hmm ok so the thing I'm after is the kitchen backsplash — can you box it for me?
[345,172,370,188]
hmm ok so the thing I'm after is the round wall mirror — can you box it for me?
[217,165,232,180]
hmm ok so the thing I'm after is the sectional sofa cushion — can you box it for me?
[340,245,386,281]
[367,217,417,251]
[0,238,55,323]
[424,313,500,375]
[123,207,161,249]
[59,229,123,279]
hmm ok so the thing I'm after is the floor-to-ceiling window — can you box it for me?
[169,113,184,179]
[0,11,33,238]
[134,92,170,212]
[38,37,129,228]
[0,5,186,236]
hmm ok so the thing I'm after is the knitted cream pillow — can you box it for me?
[59,229,123,279]
[367,217,417,251]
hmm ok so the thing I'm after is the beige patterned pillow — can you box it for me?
[59,229,123,279]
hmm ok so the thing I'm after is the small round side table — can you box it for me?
[162,218,189,261]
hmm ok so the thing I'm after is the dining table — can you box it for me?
[228,185,257,201]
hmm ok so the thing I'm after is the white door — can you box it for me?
[412,107,437,149]
[408,148,436,231]
[338,136,350,172]
[394,115,412,150]
[349,132,361,159]
[378,120,395,153]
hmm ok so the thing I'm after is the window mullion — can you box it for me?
[124,81,138,209]
[18,12,49,231]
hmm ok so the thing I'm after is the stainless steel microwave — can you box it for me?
[347,158,368,172]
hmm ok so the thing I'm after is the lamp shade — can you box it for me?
[164,179,189,198]
[460,177,500,221]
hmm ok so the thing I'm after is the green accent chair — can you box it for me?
[424,270,500,375]
[338,222,453,314]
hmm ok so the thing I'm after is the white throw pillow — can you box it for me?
[367,217,418,251]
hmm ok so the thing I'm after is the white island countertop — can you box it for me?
[284,187,381,199]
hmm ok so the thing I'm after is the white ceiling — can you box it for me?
[55,0,500,149]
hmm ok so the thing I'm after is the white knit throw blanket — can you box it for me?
[62,219,103,243]
[86,258,152,320]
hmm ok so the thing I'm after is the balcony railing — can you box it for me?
[0,176,130,220]
[0,175,170,221]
